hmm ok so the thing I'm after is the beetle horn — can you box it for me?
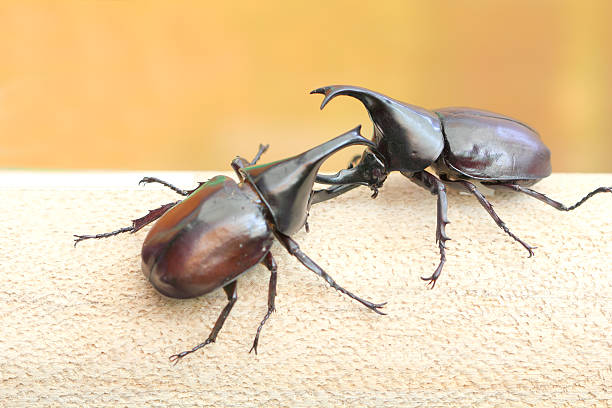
[311,85,444,173]
[243,126,375,235]
[311,85,381,111]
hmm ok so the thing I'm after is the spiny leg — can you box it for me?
[249,143,269,165]
[141,145,270,195]
[311,184,360,205]
[73,201,179,246]
[445,179,535,257]
[485,183,612,211]
[407,171,451,288]
[138,177,195,196]
[315,151,385,199]
[169,281,238,364]
[315,160,355,185]
[250,252,278,355]
[237,164,385,314]
[274,232,386,314]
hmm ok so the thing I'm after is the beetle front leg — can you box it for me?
[250,252,278,355]
[248,143,269,166]
[274,232,386,314]
[407,171,451,288]
[73,201,180,246]
[141,145,269,194]
[138,177,197,196]
[445,179,536,257]
[311,184,361,205]
[231,144,270,180]
[169,281,238,364]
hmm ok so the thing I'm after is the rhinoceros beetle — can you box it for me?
[74,127,385,363]
[312,85,612,288]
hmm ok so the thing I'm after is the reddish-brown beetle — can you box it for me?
[75,127,385,362]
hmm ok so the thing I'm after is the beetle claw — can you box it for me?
[366,301,387,315]
[421,275,438,289]
[526,246,537,258]
[370,186,379,199]
[421,259,445,289]
[357,300,387,315]
[169,352,187,365]
[73,235,84,247]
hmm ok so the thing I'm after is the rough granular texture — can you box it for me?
[1,172,611,407]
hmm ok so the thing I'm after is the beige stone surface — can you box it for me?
[1,172,611,407]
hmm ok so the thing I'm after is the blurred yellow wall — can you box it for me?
[1,0,611,172]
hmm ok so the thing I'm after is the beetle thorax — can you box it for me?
[365,98,444,173]
[372,117,444,173]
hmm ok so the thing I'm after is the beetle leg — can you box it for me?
[445,179,536,257]
[311,184,361,205]
[485,183,612,212]
[250,252,278,355]
[138,177,196,196]
[249,143,269,165]
[169,281,238,364]
[73,200,179,246]
[407,171,451,288]
[231,144,270,180]
[140,145,269,194]
[274,232,387,315]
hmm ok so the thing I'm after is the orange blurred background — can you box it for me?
[1,0,611,172]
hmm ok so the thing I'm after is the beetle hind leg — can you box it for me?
[73,201,179,246]
[250,252,278,355]
[485,183,612,212]
[169,281,238,364]
[445,179,536,257]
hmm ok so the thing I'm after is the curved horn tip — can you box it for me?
[310,87,333,110]
[309,87,327,95]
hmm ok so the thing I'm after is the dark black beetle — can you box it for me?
[312,85,612,287]
[75,127,385,362]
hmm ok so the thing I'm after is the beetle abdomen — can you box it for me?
[141,176,273,299]
[436,108,551,181]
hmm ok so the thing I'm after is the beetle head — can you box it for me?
[242,126,376,235]
[312,85,444,173]
[357,149,387,189]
